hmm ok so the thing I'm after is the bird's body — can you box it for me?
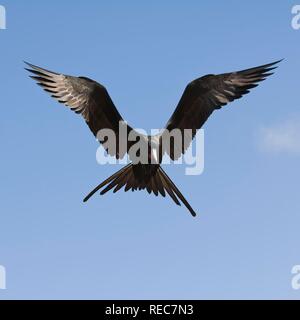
[25,60,281,217]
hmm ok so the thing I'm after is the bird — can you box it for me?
[25,60,281,217]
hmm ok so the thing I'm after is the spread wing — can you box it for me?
[25,62,135,159]
[159,60,281,160]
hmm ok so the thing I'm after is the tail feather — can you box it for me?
[151,177,159,196]
[113,168,131,193]
[154,173,166,197]
[100,165,132,195]
[83,163,132,202]
[83,163,197,217]
[157,168,181,206]
[158,167,197,217]
[125,170,135,192]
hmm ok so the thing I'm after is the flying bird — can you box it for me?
[25,60,281,217]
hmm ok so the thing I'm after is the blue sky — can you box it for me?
[0,0,300,299]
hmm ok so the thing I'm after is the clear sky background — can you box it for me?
[0,0,300,299]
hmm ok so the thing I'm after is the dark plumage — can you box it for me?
[25,60,281,217]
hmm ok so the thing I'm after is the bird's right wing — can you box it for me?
[159,60,281,160]
[25,62,135,159]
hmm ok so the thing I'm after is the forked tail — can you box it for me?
[83,163,197,217]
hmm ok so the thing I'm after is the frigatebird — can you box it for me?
[25,60,281,217]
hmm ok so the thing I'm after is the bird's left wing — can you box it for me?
[159,60,281,160]
[25,62,134,159]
